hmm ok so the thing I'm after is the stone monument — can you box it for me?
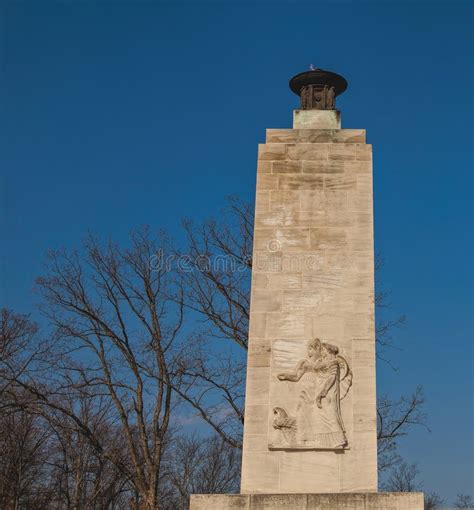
[190,68,424,509]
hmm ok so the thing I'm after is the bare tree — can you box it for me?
[0,407,53,509]
[175,197,428,470]
[454,494,474,508]
[382,462,422,492]
[382,462,446,510]
[161,435,240,510]
[377,386,429,471]
[0,309,48,413]
[9,229,184,510]
[424,492,444,510]
[44,394,132,509]
[0,311,55,508]
[0,198,432,507]
[174,197,251,448]
[373,255,407,368]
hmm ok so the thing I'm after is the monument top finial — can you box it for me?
[289,68,348,111]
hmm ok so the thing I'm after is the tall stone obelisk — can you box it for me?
[241,68,376,494]
[190,69,423,509]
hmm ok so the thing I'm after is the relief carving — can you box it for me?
[272,407,297,444]
[299,85,336,110]
[325,85,336,110]
[271,338,352,450]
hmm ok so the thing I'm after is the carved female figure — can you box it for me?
[275,338,352,449]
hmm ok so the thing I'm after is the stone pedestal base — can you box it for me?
[293,109,341,128]
[190,492,424,509]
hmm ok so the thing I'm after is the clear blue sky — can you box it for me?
[1,0,472,502]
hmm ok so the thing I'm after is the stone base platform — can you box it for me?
[190,492,424,509]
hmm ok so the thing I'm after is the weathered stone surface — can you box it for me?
[245,367,271,404]
[328,144,357,160]
[272,161,302,173]
[287,144,329,161]
[303,160,345,174]
[258,144,287,160]
[258,161,273,174]
[190,494,250,510]
[251,289,283,312]
[248,312,267,338]
[244,404,268,435]
[248,338,272,367]
[266,129,366,144]
[190,493,424,509]
[324,175,357,190]
[242,117,378,494]
[279,175,324,190]
[252,494,308,510]
[275,228,311,251]
[310,228,347,250]
[256,174,279,191]
[293,110,341,129]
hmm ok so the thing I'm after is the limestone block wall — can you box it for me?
[191,493,424,510]
[241,127,377,494]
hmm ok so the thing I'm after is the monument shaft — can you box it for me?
[241,114,377,493]
[190,69,423,509]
